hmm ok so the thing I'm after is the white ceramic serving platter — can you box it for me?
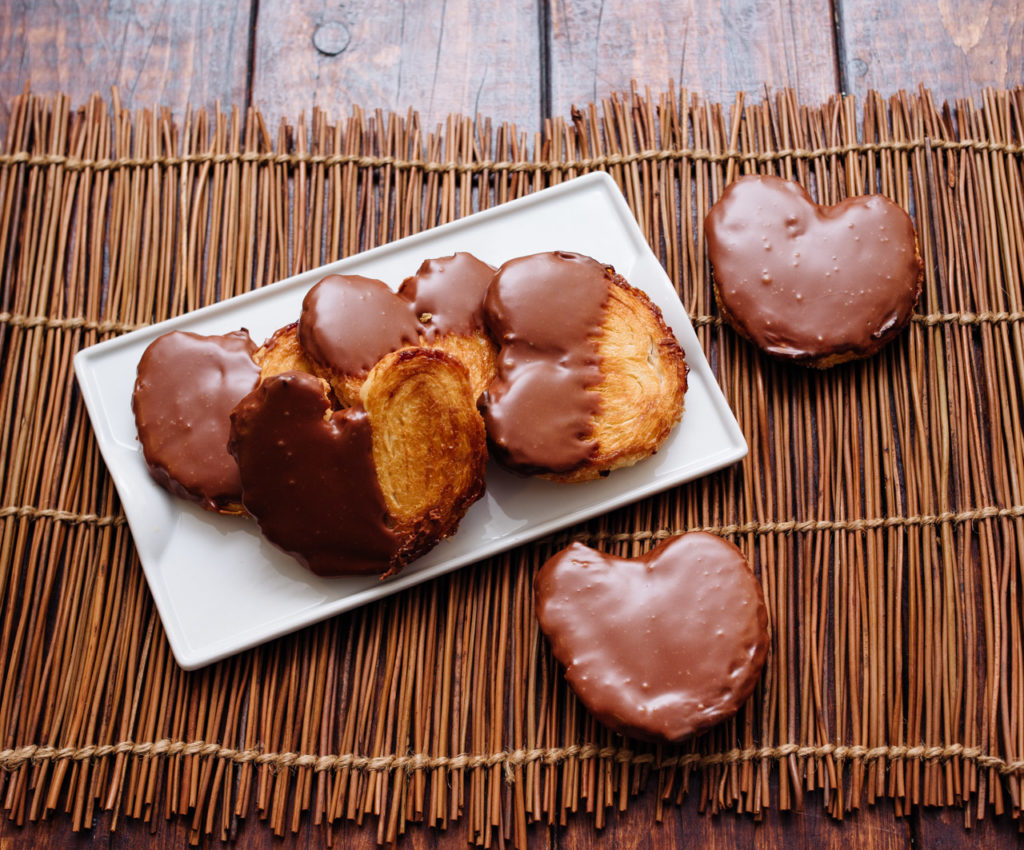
[74,172,747,670]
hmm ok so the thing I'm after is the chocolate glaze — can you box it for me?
[132,330,260,511]
[228,371,399,576]
[399,252,496,339]
[299,274,421,376]
[480,251,609,474]
[704,175,922,363]
[534,533,770,743]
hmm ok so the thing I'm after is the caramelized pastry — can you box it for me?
[132,329,261,514]
[534,533,770,743]
[361,347,487,561]
[228,348,486,577]
[705,174,923,367]
[254,321,316,381]
[480,251,687,483]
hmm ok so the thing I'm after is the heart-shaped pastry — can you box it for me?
[704,175,923,367]
[132,329,261,514]
[534,532,769,742]
[297,253,496,404]
[228,347,486,577]
[481,251,687,482]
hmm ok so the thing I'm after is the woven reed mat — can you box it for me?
[1,85,1023,846]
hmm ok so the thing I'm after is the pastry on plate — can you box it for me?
[297,253,497,405]
[480,251,687,482]
[398,252,497,401]
[132,329,261,514]
[228,347,487,577]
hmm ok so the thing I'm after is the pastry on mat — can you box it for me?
[535,533,770,742]
[704,174,923,367]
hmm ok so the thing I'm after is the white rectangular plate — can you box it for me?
[74,172,747,670]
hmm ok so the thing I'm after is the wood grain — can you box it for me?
[250,0,541,131]
[914,807,1024,849]
[7,790,1024,848]
[836,0,1024,106]
[550,785,913,850]
[547,0,838,118]
[0,0,251,132]
[0,803,556,848]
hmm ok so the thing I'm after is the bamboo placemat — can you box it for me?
[1,85,1023,845]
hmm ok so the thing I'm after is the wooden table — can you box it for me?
[1,1,1022,847]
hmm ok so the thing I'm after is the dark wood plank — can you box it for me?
[836,0,1024,106]
[0,801,554,848]
[0,809,312,849]
[0,0,252,131]
[552,784,913,850]
[11,791,1024,849]
[914,807,1024,849]
[547,0,839,117]
[250,0,542,132]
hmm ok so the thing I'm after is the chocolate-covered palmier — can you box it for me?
[398,252,497,400]
[297,254,497,405]
[705,175,923,367]
[534,533,769,743]
[132,329,261,514]
[480,251,687,483]
[298,274,421,405]
[228,348,486,577]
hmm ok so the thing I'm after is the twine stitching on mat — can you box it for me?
[5,503,1022,535]
[1,739,1022,776]
[3,310,1023,338]
[0,506,127,527]
[0,312,142,334]
[0,137,1020,175]
[563,504,1024,544]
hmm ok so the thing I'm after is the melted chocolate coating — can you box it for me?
[132,330,260,511]
[299,274,421,376]
[705,175,922,363]
[481,251,609,474]
[228,371,399,576]
[534,533,769,743]
[399,252,496,339]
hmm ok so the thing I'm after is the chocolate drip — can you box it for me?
[299,274,421,375]
[132,330,260,511]
[228,371,399,576]
[534,533,770,743]
[481,251,609,474]
[399,252,495,339]
[705,175,921,362]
